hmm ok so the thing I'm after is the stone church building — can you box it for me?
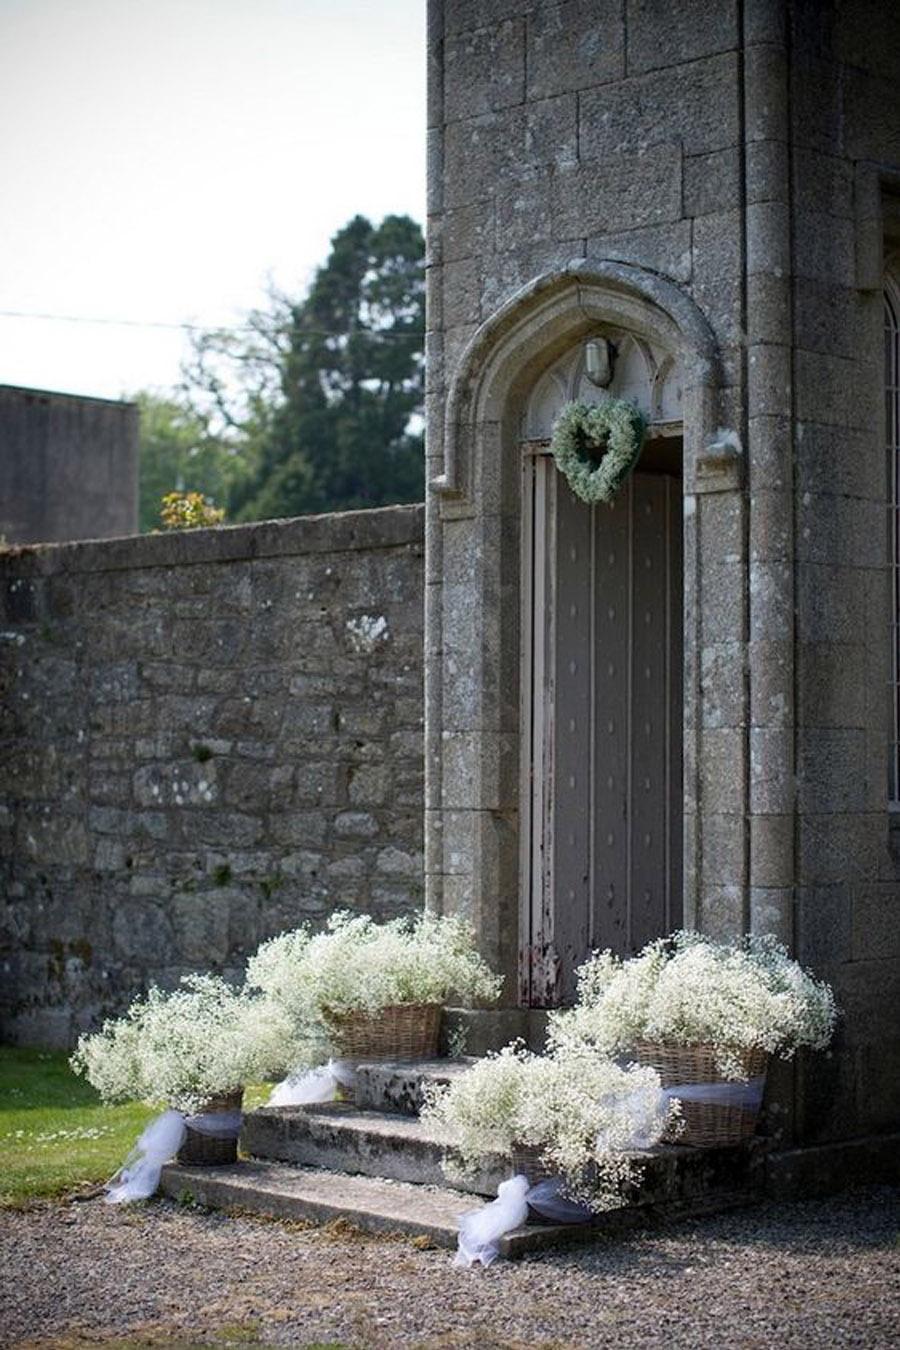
[423,0,899,1179]
[1,0,898,1191]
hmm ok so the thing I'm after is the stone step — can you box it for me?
[158,1159,586,1257]
[354,1057,478,1115]
[241,1101,505,1196]
[242,1101,766,1209]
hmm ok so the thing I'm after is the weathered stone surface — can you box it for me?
[796,884,853,969]
[626,0,739,74]
[443,99,579,211]
[852,883,900,961]
[796,564,869,645]
[159,1150,766,1256]
[745,139,789,205]
[579,53,741,159]
[700,729,746,816]
[242,1102,505,1197]
[527,0,624,98]
[700,642,745,729]
[159,1160,480,1250]
[701,812,745,886]
[554,144,683,238]
[684,147,742,217]
[442,0,525,37]
[354,1057,477,1115]
[587,220,693,283]
[798,814,883,885]
[0,507,425,1040]
[443,18,525,122]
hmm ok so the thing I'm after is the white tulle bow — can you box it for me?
[105,1110,188,1204]
[454,1176,530,1267]
[267,1059,357,1106]
[105,1103,244,1204]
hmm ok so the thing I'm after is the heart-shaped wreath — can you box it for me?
[549,398,648,505]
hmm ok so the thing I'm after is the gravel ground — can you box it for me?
[0,1187,897,1349]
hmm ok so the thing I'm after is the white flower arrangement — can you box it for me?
[245,911,502,1071]
[548,931,837,1080]
[549,398,647,505]
[421,1043,677,1211]
[70,974,284,1113]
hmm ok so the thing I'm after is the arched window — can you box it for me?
[887,282,900,806]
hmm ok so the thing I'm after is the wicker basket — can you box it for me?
[326,1002,442,1062]
[510,1142,555,1188]
[176,1089,243,1167]
[510,1143,572,1225]
[633,1043,768,1148]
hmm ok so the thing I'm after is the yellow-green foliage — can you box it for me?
[159,490,226,529]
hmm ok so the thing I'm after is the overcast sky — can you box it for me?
[0,0,426,402]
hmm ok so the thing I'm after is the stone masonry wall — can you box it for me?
[427,0,900,1153]
[787,0,900,1145]
[425,0,749,947]
[0,506,425,1047]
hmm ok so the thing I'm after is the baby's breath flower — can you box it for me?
[421,1043,676,1212]
[70,974,282,1113]
[245,912,502,1072]
[548,931,837,1079]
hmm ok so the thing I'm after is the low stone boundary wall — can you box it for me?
[0,505,425,1046]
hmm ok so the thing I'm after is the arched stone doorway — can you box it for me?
[426,261,725,1008]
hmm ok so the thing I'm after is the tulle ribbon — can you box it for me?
[455,1174,595,1267]
[267,1059,357,1106]
[455,1176,530,1267]
[104,1105,242,1204]
[662,1076,765,1110]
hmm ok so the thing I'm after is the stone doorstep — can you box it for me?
[241,1101,506,1196]
[354,1057,480,1115]
[242,1101,766,1204]
[158,1158,762,1258]
[158,1159,584,1255]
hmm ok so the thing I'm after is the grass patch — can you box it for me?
[0,1046,155,1207]
[0,1047,273,1208]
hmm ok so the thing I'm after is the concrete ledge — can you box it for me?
[243,1100,766,1208]
[0,502,424,577]
[159,1153,764,1257]
[765,1131,900,1197]
[242,1101,506,1197]
[355,1057,478,1115]
[159,1160,478,1249]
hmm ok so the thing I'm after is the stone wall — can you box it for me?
[426,0,900,1156]
[0,385,138,545]
[425,0,752,978]
[787,0,900,1145]
[0,506,425,1047]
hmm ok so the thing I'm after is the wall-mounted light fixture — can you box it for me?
[584,337,614,388]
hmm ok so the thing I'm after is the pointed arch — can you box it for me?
[424,260,726,989]
[434,259,720,504]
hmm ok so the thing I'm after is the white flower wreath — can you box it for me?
[549,398,647,504]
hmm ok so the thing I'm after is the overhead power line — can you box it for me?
[0,308,425,340]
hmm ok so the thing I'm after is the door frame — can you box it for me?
[518,431,684,1007]
[424,264,728,998]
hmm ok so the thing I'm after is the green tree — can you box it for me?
[182,214,425,521]
[135,392,244,532]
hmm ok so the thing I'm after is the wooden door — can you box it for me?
[520,448,683,1006]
